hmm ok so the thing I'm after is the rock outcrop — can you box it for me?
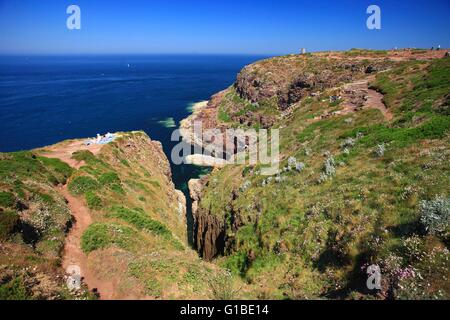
[235,56,394,111]
[188,178,226,261]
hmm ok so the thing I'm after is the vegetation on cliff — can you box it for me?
[1,49,448,300]
[194,52,450,299]
[1,132,235,299]
[0,151,87,299]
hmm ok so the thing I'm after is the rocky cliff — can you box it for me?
[0,131,225,299]
[189,178,227,261]
[186,50,450,299]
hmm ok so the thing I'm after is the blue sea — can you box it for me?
[0,54,266,243]
[0,55,266,189]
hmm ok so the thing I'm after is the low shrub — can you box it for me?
[81,223,137,253]
[0,277,30,300]
[342,115,450,147]
[208,270,240,300]
[222,251,249,277]
[68,176,99,195]
[0,210,20,240]
[420,197,450,236]
[85,191,102,210]
[108,206,171,237]
[98,172,121,186]
[0,191,15,208]
[71,150,97,164]
[374,143,386,158]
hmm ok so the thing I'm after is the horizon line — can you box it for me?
[0,47,442,57]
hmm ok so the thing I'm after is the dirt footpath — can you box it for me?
[41,141,116,299]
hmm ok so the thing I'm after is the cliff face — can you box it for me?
[187,50,450,299]
[234,53,394,111]
[193,209,226,261]
[189,178,226,261]
[0,131,226,300]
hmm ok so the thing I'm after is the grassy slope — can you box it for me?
[198,57,450,299]
[0,151,92,299]
[1,132,240,299]
[61,131,239,299]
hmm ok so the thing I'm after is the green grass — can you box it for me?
[108,206,183,250]
[0,191,15,208]
[85,191,102,210]
[81,222,140,253]
[71,150,98,164]
[0,152,71,185]
[98,172,124,194]
[222,251,248,277]
[109,207,169,236]
[98,172,121,186]
[371,58,450,115]
[218,106,232,122]
[0,277,31,300]
[68,176,99,195]
[0,210,20,240]
[341,115,450,147]
[197,55,450,299]
[37,156,73,183]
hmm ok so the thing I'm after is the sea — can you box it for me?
[0,54,266,243]
[0,54,266,190]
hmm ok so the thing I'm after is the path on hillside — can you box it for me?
[312,76,393,122]
[41,143,115,299]
[340,77,393,121]
[59,185,115,299]
[42,140,103,169]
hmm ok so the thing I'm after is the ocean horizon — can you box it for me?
[0,54,267,189]
[0,54,267,149]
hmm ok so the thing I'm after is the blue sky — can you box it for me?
[0,0,449,55]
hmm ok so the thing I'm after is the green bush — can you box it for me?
[98,172,121,186]
[71,150,97,163]
[0,210,20,240]
[0,191,15,208]
[85,191,102,210]
[222,251,248,277]
[37,156,73,183]
[218,107,232,122]
[0,277,30,300]
[420,197,450,236]
[81,223,137,253]
[108,207,171,237]
[68,176,99,195]
[97,172,124,194]
[108,206,183,250]
[110,183,125,194]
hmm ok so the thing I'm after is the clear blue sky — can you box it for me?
[0,0,449,55]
